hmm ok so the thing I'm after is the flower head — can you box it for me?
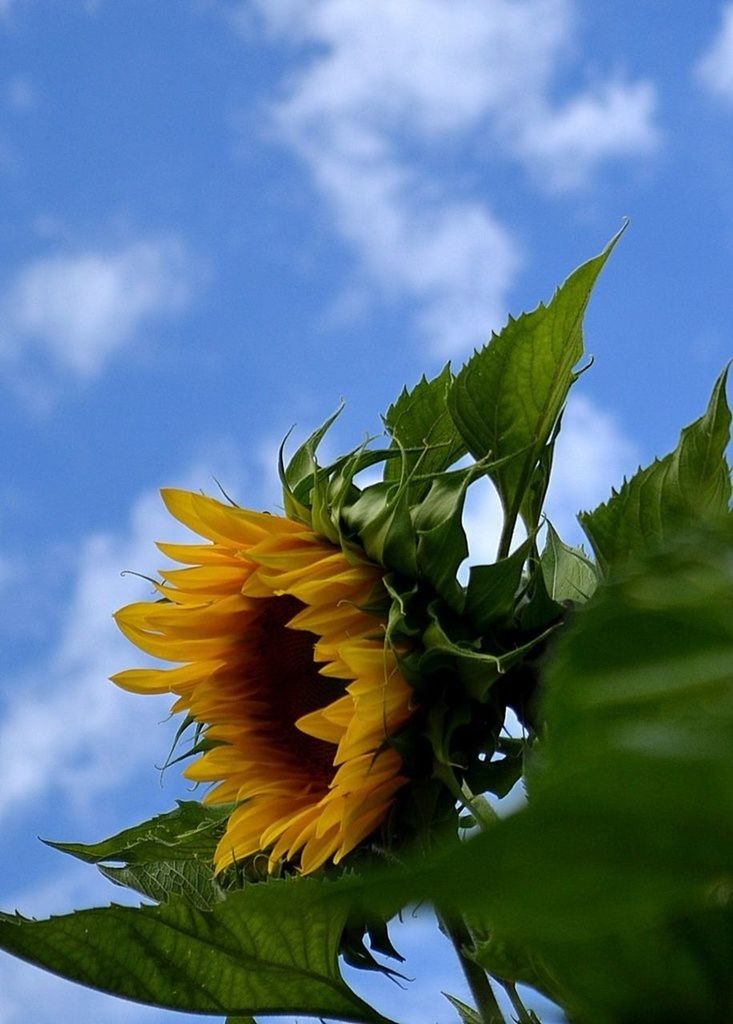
[112,489,413,875]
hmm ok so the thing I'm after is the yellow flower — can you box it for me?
[112,488,414,875]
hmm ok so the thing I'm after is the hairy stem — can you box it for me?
[436,764,498,832]
[496,512,516,562]
[439,910,506,1024]
[500,980,537,1023]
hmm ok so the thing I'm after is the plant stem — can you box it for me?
[500,980,536,1023]
[436,765,498,832]
[496,511,516,562]
[438,910,506,1024]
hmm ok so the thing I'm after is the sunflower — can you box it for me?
[111,488,414,875]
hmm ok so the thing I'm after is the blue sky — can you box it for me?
[0,2,731,1022]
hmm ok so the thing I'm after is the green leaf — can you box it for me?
[580,366,731,573]
[448,230,623,544]
[46,803,236,909]
[0,879,394,1024]
[45,800,232,865]
[383,364,466,500]
[443,993,483,1024]
[540,523,598,604]
[98,860,225,911]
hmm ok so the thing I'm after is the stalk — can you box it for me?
[438,910,506,1024]
[500,980,536,1023]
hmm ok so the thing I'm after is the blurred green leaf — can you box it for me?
[327,520,733,1022]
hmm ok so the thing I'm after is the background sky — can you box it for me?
[0,2,731,1022]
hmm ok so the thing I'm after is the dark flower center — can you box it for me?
[256,594,346,779]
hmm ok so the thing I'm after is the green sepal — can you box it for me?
[382,574,424,648]
[466,751,525,800]
[383,363,466,501]
[580,366,731,573]
[322,443,399,536]
[540,522,598,604]
[464,537,533,632]
[340,916,407,981]
[443,993,483,1024]
[279,404,344,524]
[309,460,341,544]
[159,734,226,773]
[425,698,473,768]
[421,601,556,702]
[366,917,405,964]
[341,479,418,577]
[448,228,623,542]
[412,464,481,610]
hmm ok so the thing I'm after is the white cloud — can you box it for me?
[0,236,194,387]
[462,477,506,569]
[231,0,658,354]
[0,444,290,1024]
[0,448,248,827]
[545,393,639,545]
[510,80,659,192]
[0,491,177,824]
[696,3,733,103]
[307,150,521,355]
